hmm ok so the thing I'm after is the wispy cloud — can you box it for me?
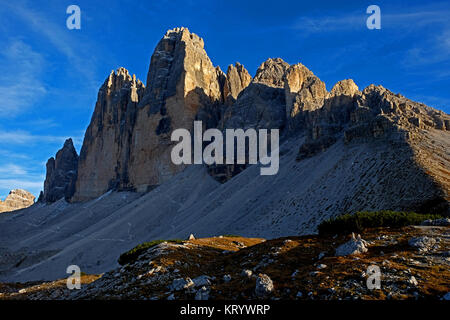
[292,9,450,34]
[0,150,31,160]
[3,1,100,89]
[0,41,46,117]
[0,163,44,199]
[0,178,43,197]
[403,28,450,70]
[25,118,60,129]
[0,129,82,146]
[0,164,28,176]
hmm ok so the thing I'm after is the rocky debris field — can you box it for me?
[1,225,449,301]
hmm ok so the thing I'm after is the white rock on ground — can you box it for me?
[255,274,274,297]
[408,276,418,286]
[408,236,438,252]
[335,233,368,256]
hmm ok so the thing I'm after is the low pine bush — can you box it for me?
[118,239,184,265]
[318,210,442,235]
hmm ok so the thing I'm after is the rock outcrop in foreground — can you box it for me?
[1,224,448,300]
[0,189,35,213]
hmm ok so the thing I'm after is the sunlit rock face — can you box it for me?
[73,68,144,201]
[128,27,225,192]
[0,189,35,213]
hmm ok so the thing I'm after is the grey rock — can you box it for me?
[408,236,437,252]
[42,138,79,203]
[195,286,210,300]
[192,275,211,287]
[169,277,194,291]
[255,274,274,297]
[335,233,368,256]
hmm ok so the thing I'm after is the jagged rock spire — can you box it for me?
[42,138,79,203]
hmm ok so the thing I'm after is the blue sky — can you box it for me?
[0,0,449,200]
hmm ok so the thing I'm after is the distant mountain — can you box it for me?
[0,189,35,213]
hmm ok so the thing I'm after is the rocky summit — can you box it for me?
[0,189,35,214]
[62,27,449,213]
[0,27,449,290]
[40,138,78,203]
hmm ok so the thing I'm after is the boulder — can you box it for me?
[255,274,274,297]
[335,233,369,256]
[408,236,438,252]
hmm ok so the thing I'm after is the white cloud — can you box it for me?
[0,164,28,176]
[0,130,63,145]
[0,41,46,117]
[4,2,99,89]
[291,8,450,34]
[0,150,30,160]
[0,178,43,198]
[0,129,83,146]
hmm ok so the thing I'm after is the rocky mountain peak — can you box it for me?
[45,27,449,211]
[330,79,359,97]
[223,62,252,105]
[0,189,35,213]
[284,63,328,129]
[163,27,205,48]
[253,58,290,88]
[41,138,78,203]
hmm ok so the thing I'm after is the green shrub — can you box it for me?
[118,239,184,265]
[318,210,442,235]
[221,234,241,238]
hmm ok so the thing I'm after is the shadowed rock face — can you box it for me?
[0,189,35,213]
[221,58,289,131]
[42,139,78,203]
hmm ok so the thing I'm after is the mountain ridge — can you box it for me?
[1,27,448,282]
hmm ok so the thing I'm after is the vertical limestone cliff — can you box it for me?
[127,27,225,192]
[73,28,227,198]
[72,68,145,201]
